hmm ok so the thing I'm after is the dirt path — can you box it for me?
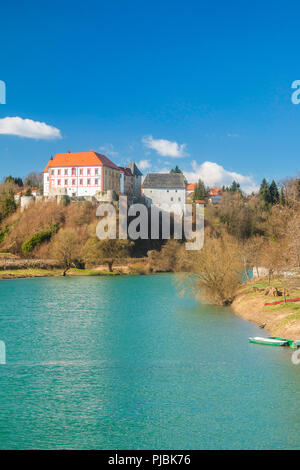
[232,278,300,339]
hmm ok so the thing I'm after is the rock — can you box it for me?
[264,286,282,297]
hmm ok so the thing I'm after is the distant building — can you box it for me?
[207,188,222,204]
[14,188,41,202]
[142,173,186,213]
[43,150,120,197]
[128,162,143,199]
[186,183,197,200]
[119,162,142,201]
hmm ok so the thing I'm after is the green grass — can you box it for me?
[0,252,19,259]
[264,302,300,312]
[70,268,118,276]
[0,268,60,279]
[279,312,300,327]
[0,267,120,280]
[238,277,300,308]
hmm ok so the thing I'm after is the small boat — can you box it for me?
[249,336,289,346]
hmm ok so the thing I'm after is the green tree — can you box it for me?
[4,175,23,187]
[0,189,16,223]
[193,179,206,200]
[170,166,182,174]
[259,178,271,204]
[269,180,279,205]
[223,181,241,193]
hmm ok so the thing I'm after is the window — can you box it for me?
[72,179,76,185]
[51,170,54,175]
[64,179,68,185]
[79,179,83,185]
[87,179,91,185]
[95,169,98,175]
[171,197,174,201]
[79,169,83,175]
[57,179,61,185]
[167,190,169,193]
[72,168,75,175]
[64,169,68,175]
[47,177,49,182]
[178,197,181,201]
[175,190,177,193]
[87,169,91,176]
[95,179,98,185]
[58,169,61,175]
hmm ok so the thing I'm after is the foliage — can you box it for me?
[21,224,58,254]
[4,176,23,187]
[51,228,82,275]
[193,179,206,201]
[223,181,241,193]
[149,239,183,272]
[24,171,43,189]
[0,187,16,223]
[182,232,244,305]
[130,261,150,275]
[82,237,133,271]
[259,178,279,206]
[170,165,182,174]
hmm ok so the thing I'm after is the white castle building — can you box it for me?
[43,150,142,198]
[142,173,186,213]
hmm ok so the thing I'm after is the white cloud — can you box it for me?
[0,116,61,140]
[142,135,188,158]
[138,159,151,171]
[184,161,259,194]
[227,133,240,138]
[99,143,119,157]
[153,166,171,174]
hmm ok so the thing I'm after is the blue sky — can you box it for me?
[0,0,300,192]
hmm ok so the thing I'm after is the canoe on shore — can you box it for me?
[249,336,289,346]
[249,336,300,348]
[264,298,300,306]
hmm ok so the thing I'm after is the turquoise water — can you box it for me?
[0,274,300,449]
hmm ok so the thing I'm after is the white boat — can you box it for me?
[249,336,289,346]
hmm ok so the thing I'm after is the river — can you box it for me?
[0,274,300,449]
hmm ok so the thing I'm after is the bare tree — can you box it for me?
[52,229,82,276]
[181,232,244,306]
[82,237,132,272]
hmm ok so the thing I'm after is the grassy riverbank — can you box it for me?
[232,277,300,339]
[0,267,119,280]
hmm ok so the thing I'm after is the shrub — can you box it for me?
[130,261,150,275]
[21,224,58,254]
[182,232,244,306]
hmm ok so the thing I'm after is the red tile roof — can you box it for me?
[208,188,222,196]
[186,183,197,191]
[43,150,119,172]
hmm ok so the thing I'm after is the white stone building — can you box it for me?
[43,150,121,197]
[142,173,186,213]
